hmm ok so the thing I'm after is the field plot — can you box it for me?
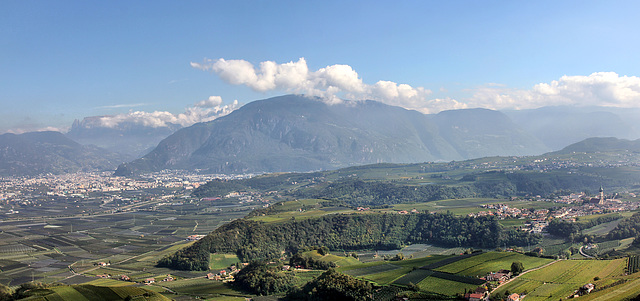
[578,276,640,301]
[19,284,171,301]
[340,253,487,288]
[393,269,434,285]
[342,263,402,277]
[495,259,627,301]
[435,252,553,277]
[209,253,239,270]
[359,244,464,262]
[361,267,412,285]
[417,276,478,296]
[161,277,250,298]
[583,218,624,235]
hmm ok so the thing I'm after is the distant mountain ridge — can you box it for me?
[67,116,181,160]
[115,95,550,175]
[0,131,126,176]
[503,106,640,150]
[556,137,640,154]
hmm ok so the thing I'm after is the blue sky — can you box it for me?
[2,1,640,133]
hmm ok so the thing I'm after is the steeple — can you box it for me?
[598,186,605,205]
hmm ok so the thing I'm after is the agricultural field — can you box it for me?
[159,277,250,299]
[16,284,171,301]
[494,258,628,301]
[338,255,457,286]
[434,252,553,277]
[209,254,240,270]
[0,193,252,286]
[583,218,625,235]
[417,276,479,296]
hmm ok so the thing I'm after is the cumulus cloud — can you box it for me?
[192,57,439,112]
[467,72,640,110]
[192,58,640,113]
[89,96,239,129]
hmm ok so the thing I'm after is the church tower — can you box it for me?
[598,186,605,205]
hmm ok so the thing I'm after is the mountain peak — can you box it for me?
[115,95,548,175]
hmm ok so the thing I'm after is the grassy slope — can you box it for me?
[495,259,628,301]
[435,252,553,277]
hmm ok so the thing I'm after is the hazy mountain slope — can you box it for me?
[67,117,181,160]
[0,131,127,176]
[503,106,640,150]
[116,95,549,175]
[555,137,640,154]
[433,108,549,158]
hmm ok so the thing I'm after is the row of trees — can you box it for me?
[158,212,541,270]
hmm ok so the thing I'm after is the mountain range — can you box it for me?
[115,95,550,175]
[2,94,639,177]
[0,131,126,176]
[503,106,640,150]
[66,116,181,160]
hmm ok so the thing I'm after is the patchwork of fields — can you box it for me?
[337,251,552,295]
[0,202,251,286]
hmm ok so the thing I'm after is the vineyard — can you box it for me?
[494,259,628,301]
[629,256,640,274]
[434,251,552,277]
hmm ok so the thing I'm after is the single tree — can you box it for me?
[511,261,524,275]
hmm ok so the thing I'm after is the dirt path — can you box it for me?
[580,246,594,258]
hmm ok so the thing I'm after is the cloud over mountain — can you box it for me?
[91,96,239,129]
[192,58,640,114]
[191,57,446,112]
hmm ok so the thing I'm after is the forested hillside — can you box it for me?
[157,212,539,270]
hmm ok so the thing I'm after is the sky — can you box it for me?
[1,0,640,133]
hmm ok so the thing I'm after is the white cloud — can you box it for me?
[90,97,239,129]
[192,57,440,112]
[467,72,640,110]
[6,126,67,135]
[193,58,640,113]
[195,96,223,108]
[96,103,149,109]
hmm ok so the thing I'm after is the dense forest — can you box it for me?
[157,212,540,271]
[233,262,296,295]
[286,268,374,301]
